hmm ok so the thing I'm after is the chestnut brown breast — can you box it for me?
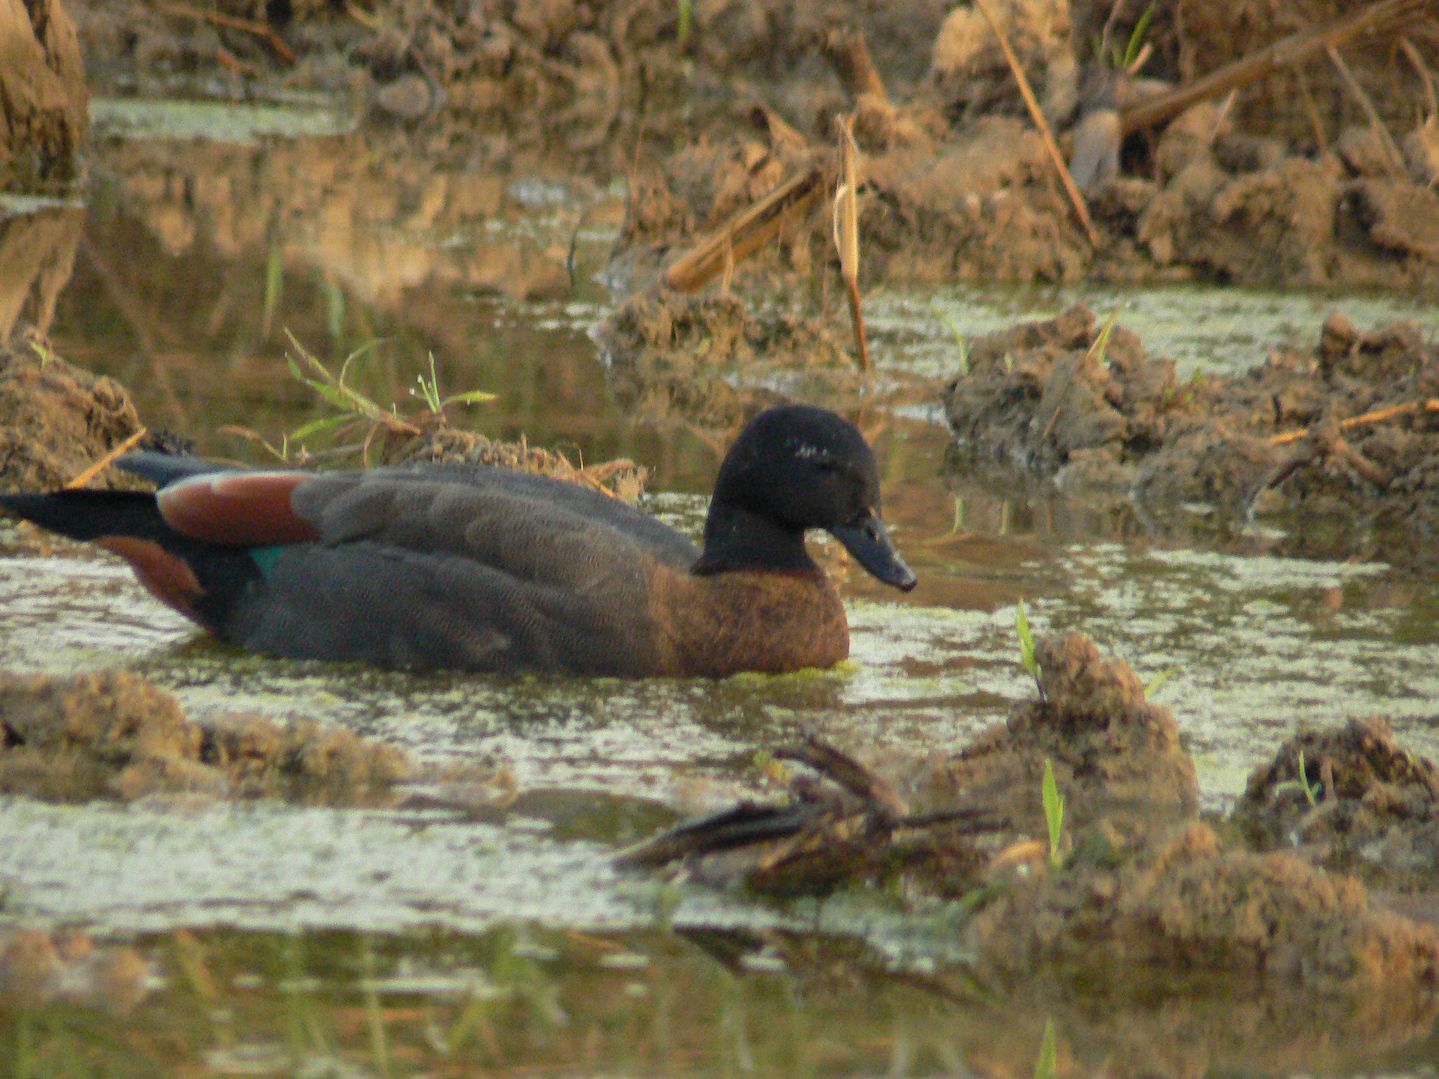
[648,566,849,677]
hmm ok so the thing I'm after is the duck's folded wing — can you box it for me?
[288,468,700,585]
[231,540,661,674]
[153,466,695,673]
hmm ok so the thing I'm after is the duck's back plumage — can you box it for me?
[177,464,702,674]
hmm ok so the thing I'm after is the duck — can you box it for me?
[0,405,916,676]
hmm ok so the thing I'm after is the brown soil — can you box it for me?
[599,2,1439,291]
[50,0,1439,291]
[1236,716,1439,892]
[394,427,648,502]
[0,667,413,804]
[0,0,88,191]
[594,290,862,432]
[944,304,1439,568]
[919,632,1199,836]
[628,631,1439,996]
[968,817,1439,997]
[0,331,143,490]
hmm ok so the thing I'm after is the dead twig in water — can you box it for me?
[660,166,830,293]
[1268,398,1439,446]
[65,428,150,489]
[159,2,297,64]
[832,118,871,374]
[973,0,1098,246]
[775,730,908,820]
[1119,0,1427,137]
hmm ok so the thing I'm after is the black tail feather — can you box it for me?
[0,490,173,544]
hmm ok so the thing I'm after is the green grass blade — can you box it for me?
[443,389,499,406]
[1015,600,1039,682]
[1034,1017,1058,1079]
[1042,758,1065,868]
[1124,4,1156,68]
[289,414,352,443]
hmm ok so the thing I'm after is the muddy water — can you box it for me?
[3,102,1439,1074]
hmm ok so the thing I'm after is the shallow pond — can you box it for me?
[2,100,1439,1075]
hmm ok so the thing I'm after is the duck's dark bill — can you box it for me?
[829,512,917,592]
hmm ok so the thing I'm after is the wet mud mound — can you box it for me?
[0,668,412,804]
[0,0,88,190]
[605,2,1439,291]
[1236,717,1439,892]
[921,632,1198,835]
[0,331,143,490]
[1129,109,1439,292]
[968,817,1439,997]
[70,0,947,134]
[945,304,1439,566]
[594,290,860,431]
[626,632,1439,997]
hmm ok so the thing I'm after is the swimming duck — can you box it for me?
[0,405,915,676]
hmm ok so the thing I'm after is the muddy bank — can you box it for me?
[615,100,1439,294]
[944,304,1439,568]
[0,331,143,490]
[69,0,947,133]
[594,290,862,432]
[0,667,412,804]
[0,0,88,191]
[603,2,1439,292]
[59,0,1439,291]
[1237,717,1439,892]
[627,631,1439,998]
[0,331,648,500]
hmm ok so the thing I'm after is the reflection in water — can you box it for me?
[0,202,83,340]
[1,924,1435,1077]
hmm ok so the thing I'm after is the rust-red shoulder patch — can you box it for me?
[157,472,319,546]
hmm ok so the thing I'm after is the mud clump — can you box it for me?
[0,0,88,190]
[945,305,1439,567]
[0,332,144,490]
[595,290,860,431]
[0,668,412,804]
[1236,717,1439,892]
[968,818,1439,997]
[921,632,1198,836]
[392,427,647,503]
[1130,111,1439,292]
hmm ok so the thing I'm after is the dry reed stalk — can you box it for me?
[833,118,871,374]
[973,0,1099,246]
[1120,0,1426,136]
[660,167,829,293]
[65,428,149,489]
[1326,44,1406,173]
[1268,399,1439,446]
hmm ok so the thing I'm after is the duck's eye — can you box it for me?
[849,511,879,537]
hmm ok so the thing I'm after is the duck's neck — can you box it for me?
[693,501,818,577]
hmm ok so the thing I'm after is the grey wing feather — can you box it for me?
[234,465,692,673]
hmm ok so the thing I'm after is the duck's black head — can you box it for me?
[695,405,916,591]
